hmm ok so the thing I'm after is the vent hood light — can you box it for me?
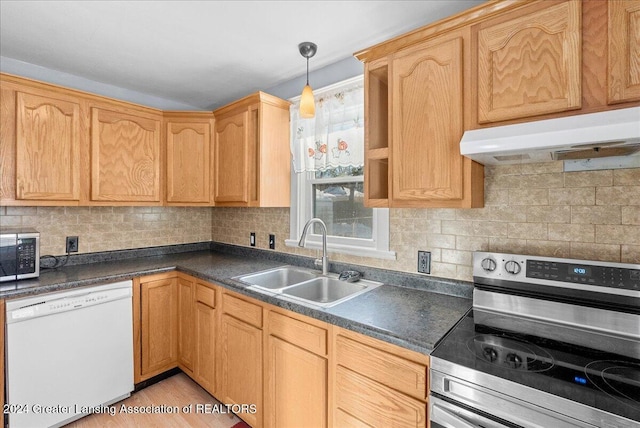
[460,107,640,166]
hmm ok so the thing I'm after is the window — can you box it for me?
[285,76,395,260]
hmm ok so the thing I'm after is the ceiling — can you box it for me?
[0,1,484,110]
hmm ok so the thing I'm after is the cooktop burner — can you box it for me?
[468,334,554,372]
[586,360,640,409]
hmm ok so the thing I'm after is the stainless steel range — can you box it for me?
[429,251,640,428]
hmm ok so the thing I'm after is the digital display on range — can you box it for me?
[569,265,591,276]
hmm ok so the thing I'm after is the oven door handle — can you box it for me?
[431,402,481,428]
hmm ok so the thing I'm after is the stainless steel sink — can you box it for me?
[237,266,317,290]
[235,266,382,308]
[282,276,382,308]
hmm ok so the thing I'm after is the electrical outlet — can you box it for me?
[418,250,431,274]
[66,236,79,253]
[250,232,256,247]
[268,234,275,250]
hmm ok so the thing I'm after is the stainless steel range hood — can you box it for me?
[460,107,640,166]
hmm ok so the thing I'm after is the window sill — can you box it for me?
[284,239,396,260]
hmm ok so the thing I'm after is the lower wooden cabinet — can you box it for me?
[219,292,263,428]
[138,274,178,381]
[177,276,195,375]
[332,327,430,428]
[133,273,431,428]
[194,282,216,395]
[265,310,329,428]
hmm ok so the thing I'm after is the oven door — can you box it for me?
[430,395,513,428]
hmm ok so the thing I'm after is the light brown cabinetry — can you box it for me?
[332,327,430,428]
[177,275,195,375]
[265,310,328,428]
[474,0,582,123]
[608,0,640,104]
[16,91,81,202]
[213,92,291,207]
[138,273,179,381]
[90,106,162,203]
[194,281,217,395]
[391,34,468,206]
[218,291,263,428]
[0,76,87,205]
[164,112,214,205]
[363,31,483,208]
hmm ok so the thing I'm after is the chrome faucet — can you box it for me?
[298,218,329,275]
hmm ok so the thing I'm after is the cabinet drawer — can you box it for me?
[196,283,215,308]
[335,366,426,428]
[222,293,262,328]
[268,311,327,356]
[336,335,427,401]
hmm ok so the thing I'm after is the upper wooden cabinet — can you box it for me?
[16,90,81,202]
[362,31,484,208]
[608,0,640,104]
[164,112,214,205]
[391,35,465,206]
[90,106,162,203]
[1,76,87,206]
[213,92,291,207]
[474,0,582,123]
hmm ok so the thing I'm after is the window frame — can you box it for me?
[285,77,395,260]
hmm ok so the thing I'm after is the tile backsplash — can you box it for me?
[1,162,638,282]
[212,162,640,281]
[0,206,212,256]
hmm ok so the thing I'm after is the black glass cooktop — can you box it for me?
[431,309,640,423]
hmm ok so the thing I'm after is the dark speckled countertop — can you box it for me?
[0,243,472,355]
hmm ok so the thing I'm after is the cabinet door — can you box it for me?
[265,335,327,428]
[166,121,212,203]
[608,0,640,103]
[391,36,464,204]
[91,107,161,202]
[219,313,262,428]
[177,276,195,374]
[475,0,581,123]
[140,277,178,378]
[16,91,80,201]
[195,300,216,394]
[214,111,249,205]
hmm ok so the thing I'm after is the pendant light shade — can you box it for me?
[298,42,317,118]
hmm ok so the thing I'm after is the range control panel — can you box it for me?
[526,259,640,290]
[473,252,640,293]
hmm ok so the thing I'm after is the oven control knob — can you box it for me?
[480,257,497,272]
[505,353,523,369]
[505,260,522,275]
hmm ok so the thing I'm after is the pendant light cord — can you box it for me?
[306,57,310,85]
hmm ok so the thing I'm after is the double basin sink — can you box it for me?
[235,266,382,308]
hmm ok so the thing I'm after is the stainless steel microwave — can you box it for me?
[0,228,39,282]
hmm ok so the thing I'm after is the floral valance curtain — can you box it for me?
[290,77,364,173]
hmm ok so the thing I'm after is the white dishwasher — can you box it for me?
[6,280,134,428]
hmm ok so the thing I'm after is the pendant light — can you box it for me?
[298,41,317,118]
